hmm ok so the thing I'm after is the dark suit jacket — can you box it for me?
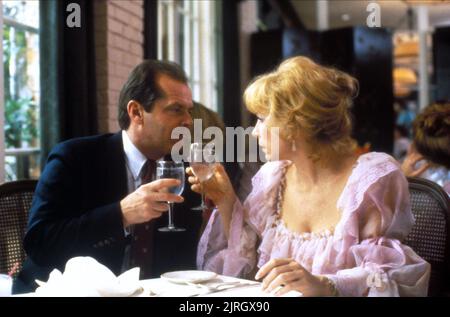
[13,132,202,293]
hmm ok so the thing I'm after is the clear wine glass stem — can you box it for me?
[200,192,205,209]
[168,202,174,229]
[199,182,205,209]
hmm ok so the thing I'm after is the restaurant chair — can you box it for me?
[404,177,450,297]
[0,180,37,277]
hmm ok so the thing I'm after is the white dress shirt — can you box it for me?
[122,130,149,192]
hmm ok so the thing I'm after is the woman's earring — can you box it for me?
[291,141,297,152]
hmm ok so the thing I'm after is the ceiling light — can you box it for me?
[394,67,418,84]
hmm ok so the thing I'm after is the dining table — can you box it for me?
[10,257,303,297]
[13,271,302,297]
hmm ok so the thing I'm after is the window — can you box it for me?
[158,0,218,111]
[1,0,40,182]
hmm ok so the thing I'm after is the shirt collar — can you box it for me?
[122,130,147,181]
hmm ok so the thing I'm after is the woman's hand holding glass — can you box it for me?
[187,143,236,207]
[187,163,236,211]
[187,143,237,238]
[189,143,215,211]
[187,163,236,240]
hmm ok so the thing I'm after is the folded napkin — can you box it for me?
[35,257,143,297]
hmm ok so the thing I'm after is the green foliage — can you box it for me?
[3,24,39,149]
[4,97,38,148]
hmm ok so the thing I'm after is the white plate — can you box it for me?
[161,270,218,284]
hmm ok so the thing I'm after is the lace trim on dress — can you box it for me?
[274,218,334,242]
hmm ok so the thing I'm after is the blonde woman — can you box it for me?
[187,57,430,296]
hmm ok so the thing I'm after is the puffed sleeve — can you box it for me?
[326,166,431,296]
[196,200,259,277]
[196,161,287,277]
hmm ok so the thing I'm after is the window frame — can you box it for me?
[1,0,41,182]
[157,0,218,112]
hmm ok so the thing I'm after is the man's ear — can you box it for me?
[127,100,145,125]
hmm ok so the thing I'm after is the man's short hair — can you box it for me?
[118,60,188,130]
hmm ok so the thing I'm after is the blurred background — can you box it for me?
[0,0,449,182]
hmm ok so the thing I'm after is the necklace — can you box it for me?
[276,163,290,215]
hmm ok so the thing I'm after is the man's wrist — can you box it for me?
[120,199,131,228]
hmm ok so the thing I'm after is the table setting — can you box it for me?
[141,270,270,297]
[12,256,302,297]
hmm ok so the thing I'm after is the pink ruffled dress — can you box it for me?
[197,152,431,296]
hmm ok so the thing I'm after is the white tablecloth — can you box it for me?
[14,275,265,297]
[14,273,302,297]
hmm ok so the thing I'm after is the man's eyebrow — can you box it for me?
[165,102,193,108]
[164,102,190,110]
[165,102,182,108]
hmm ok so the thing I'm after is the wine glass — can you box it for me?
[156,161,186,232]
[189,143,216,211]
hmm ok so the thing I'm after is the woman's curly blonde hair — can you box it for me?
[244,56,358,156]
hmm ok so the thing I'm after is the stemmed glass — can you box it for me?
[189,143,216,211]
[156,161,186,232]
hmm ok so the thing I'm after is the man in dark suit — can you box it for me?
[13,60,203,293]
